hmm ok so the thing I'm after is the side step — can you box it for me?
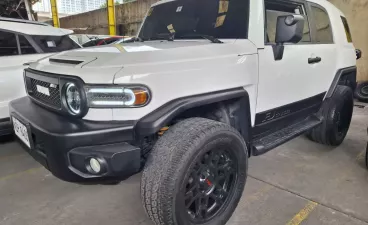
[252,115,322,156]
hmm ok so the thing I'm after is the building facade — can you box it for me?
[33,0,121,14]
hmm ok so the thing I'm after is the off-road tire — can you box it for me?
[307,85,353,146]
[141,117,248,225]
[354,81,368,103]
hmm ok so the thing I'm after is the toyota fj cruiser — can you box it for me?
[9,0,357,224]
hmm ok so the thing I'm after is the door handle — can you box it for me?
[308,57,322,64]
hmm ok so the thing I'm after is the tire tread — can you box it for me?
[141,118,247,225]
[307,85,353,146]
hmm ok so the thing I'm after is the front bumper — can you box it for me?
[9,97,141,182]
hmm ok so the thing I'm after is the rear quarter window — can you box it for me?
[341,16,353,42]
[310,6,333,43]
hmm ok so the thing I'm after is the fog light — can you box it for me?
[89,158,101,173]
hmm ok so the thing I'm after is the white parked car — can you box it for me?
[0,17,80,136]
[10,0,357,225]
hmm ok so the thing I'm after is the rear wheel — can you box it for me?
[141,118,248,225]
[307,85,353,146]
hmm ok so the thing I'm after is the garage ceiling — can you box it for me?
[0,0,38,20]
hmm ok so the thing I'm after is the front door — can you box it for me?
[254,0,335,137]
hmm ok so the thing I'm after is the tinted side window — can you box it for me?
[311,6,333,43]
[104,38,120,45]
[0,31,18,56]
[18,35,37,55]
[82,40,98,47]
[32,35,80,53]
[265,1,310,43]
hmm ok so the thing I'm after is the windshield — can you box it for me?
[31,35,81,53]
[138,0,249,41]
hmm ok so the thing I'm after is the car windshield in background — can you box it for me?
[138,0,249,41]
[31,35,80,53]
[82,37,126,47]
[82,39,103,47]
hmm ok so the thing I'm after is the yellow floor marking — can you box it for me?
[286,201,318,225]
[0,167,42,182]
[356,150,366,162]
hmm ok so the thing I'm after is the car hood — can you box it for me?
[70,40,229,67]
[30,39,257,83]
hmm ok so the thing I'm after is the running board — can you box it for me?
[252,115,322,156]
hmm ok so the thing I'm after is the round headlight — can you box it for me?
[65,83,81,115]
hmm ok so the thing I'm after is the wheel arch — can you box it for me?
[135,88,252,148]
[326,66,357,99]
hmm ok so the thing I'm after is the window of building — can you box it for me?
[18,35,37,55]
[265,1,310,43]
[310,6,333,43]
[0,31,18,56]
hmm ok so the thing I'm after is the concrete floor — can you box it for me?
[1,106,368,225]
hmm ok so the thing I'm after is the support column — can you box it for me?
[107,0,116,35]
[50,0,60,28]
[23,0,35,21]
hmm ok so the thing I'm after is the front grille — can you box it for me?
[29,78,61,109]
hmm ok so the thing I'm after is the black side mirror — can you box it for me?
[276,14,305,44]
[356,49,362,60]
[273,14,305,60]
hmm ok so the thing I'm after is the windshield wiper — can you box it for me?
[150,33,175,41]
[178,33,223,44]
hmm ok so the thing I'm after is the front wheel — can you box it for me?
[141,118,248,225]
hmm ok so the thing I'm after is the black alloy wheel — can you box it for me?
[141,118,248,225]
[184,149,237,223]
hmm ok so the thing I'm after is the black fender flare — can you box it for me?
[134,87,252,146]
[326,66,357,99]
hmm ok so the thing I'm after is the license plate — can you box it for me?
[12,117,31,148]
[36,85,50,96]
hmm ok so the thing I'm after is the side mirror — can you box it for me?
[276,14,305,44]
[273,14,305,60]
[356,49,362,60]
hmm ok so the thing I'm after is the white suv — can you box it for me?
[0,17,80,136]
[10,0,357,225]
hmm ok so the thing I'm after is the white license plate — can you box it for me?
[36,85,50,96]
[12,117,31,148]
